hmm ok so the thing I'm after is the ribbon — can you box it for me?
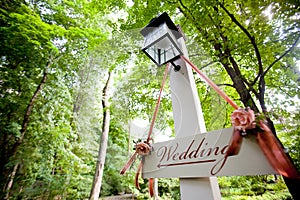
[256,121,299,178]
[181,55,239,110]
[120,64,170,197]
[226,128,243,157]
[119,141,151,176]
[182,55,299,179]
[226,119,299,178]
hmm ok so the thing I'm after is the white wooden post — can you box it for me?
[170,37,221,200]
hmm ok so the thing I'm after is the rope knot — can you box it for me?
[134,141,151,156]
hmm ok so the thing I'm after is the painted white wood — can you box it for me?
[143,128,276,178]
[180,177,220,200]
[170,37,221,200]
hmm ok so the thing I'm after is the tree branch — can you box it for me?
[216,83,235,88]
[262,32,300,79]
[218,2,263,76]
[178,0,188,10]
[257,32,300,112]
[189,53,211,58]
[190,61,217,71]
[179,3,259,111]
[11,65,49,156]
[4,55,59,198]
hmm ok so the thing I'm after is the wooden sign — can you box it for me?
[143,128,276,178]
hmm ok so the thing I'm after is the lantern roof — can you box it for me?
[140,12,181,39]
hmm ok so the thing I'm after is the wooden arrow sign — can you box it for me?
[142,128,276,178]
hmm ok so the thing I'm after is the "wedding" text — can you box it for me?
[156,137,229,175]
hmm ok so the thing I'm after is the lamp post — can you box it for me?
[140,12,221,200]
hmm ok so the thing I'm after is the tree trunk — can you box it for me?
[89,71,113,200]
[3,68,48,199]
[3,163,19,200]
[283,177,300,200]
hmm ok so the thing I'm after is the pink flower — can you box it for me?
[231,108,255,131]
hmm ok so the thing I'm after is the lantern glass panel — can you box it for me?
[144,37,181,66]
[142,23,182,66]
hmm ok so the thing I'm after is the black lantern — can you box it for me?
[140,12,183,67]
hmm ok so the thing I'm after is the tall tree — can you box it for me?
[89,70,112,200]
[88,28,138,199]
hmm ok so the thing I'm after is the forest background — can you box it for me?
[0,0,299,199]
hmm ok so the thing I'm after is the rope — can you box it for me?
[181,55,239,110]
[120,64,170,197]
[146,63,170,143]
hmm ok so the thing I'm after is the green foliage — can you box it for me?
[219,176,292,200]
[112,60,174,131]
[8,66,93,199]
[273,108,300,171]
[0,0,108,199]
[101,120,130,196]
[158,178,180,199]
